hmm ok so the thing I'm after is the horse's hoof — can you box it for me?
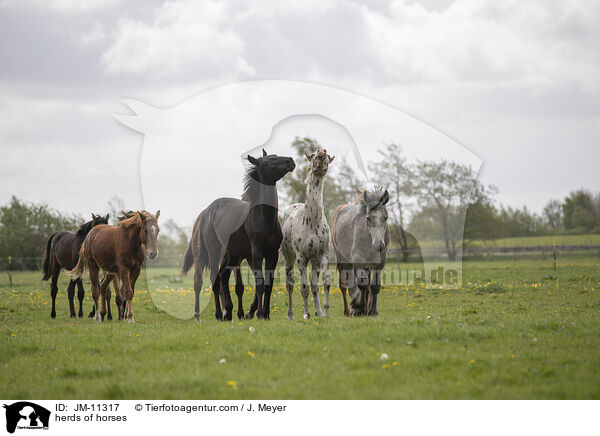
[288,314,294,321]
[237,312,244,320]
[303,313,310,320]
[78,313,83,318]
[88,311,94,318]
[244,312,254,320]
[194,313,201,322]
[70,313,76,318]
[94,315,101,323]
[50,312,56,319]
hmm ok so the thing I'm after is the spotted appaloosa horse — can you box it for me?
[281,148,334,320]
[68,210,160,322]
[332,188,390,316]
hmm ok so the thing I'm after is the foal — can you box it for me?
[68,210,160,322]
[281,148,334,319]
[42,214,109,318]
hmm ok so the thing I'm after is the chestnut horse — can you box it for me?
[68,210,160,322]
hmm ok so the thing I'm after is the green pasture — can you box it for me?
[414,233,600,249]
[0,256,599,399]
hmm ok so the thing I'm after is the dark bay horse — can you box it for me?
[68,210,160,322]
[182,150,295,321]
[42,214,111,318]
[332,188,390,316]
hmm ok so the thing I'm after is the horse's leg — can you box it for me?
[338,264,351,317]
[234,265,245,320]
[368,268,381,316]
[298,258,310,319]
[50,269,60,318]
[352,266,369,317]
[99,274,112,322]
[263,253,278,320]
[310,259,324,318]
[193,265,203,322]
[112,276,123,320]
[247,252,265,319]
[88,263,101,323]
[76,278,85,318]
[320,255,331,317]
[67,279,77,318]
[219,257,234,321]
[120,268,134,322]
[129,266,141,322]
[211,268,224,321]
[104,276,113,321]
[284,254,296,320]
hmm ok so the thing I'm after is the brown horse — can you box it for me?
[68,210,160,322]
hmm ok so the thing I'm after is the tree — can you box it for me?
[107,194,127,225]
[463,200,501,242]
[562,190,599,232]
[0,196,82,270]
[280,136,359,219]
[409,160,496,261]
[368,143,414,261]
[543,199,563,230]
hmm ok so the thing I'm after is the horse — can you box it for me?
[42,213,115,318]
[68,210,160,322]
[332,188,390,316]
[182,149,295,321]
[281,148,334,320]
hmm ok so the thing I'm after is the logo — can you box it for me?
[3,402,50,434]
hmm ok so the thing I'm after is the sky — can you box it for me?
[1,0,599,227]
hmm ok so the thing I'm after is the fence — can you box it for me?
[1,244,599,274]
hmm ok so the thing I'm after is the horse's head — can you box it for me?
[247,148,295,185]
[91,213,109,227]
[306,148,334,177]
[359,188,390,253]
[139,210,161,259]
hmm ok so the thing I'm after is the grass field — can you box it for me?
[1,256,599,399]
[414,233,600,248]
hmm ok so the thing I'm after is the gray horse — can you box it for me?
[332,188,390,316]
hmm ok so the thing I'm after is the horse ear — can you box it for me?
[105,213,109,221]
[363,191,368,204]
[137,211,146,222]
[262,148,267,157]
[247,155,258,165]
[329,155,335,163]
[305,152,312,161]
[381,190,390,205]
[355,186,362,195]
[155,210,160,219]
[91,213,97,220]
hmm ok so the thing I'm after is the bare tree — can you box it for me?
[543,199,562,229]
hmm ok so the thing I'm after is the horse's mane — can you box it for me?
[76,220,95,236]
[118,212,143,228]
[241,165,260,202]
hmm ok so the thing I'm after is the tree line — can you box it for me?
[1,137,599,268]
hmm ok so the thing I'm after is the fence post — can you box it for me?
[7,256,13,287]
[553,244,557,272]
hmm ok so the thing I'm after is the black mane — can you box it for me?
[76,220,95,236]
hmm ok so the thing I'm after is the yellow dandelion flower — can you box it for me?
[392,361,399,366]
[382,364,390,369]
[248,351,255,358]
[469,359,475,365]
[227,380,238,390]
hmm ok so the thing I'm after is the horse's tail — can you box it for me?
[182,213,209,276]
[181,238,195,276]
[41,232,58,281]
[67,242,87,280]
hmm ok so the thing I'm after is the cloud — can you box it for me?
[101,0,254,78]
[362,0,600,91]
[0,0,120,12]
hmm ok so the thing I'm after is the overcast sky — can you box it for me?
[1,0,598,227]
